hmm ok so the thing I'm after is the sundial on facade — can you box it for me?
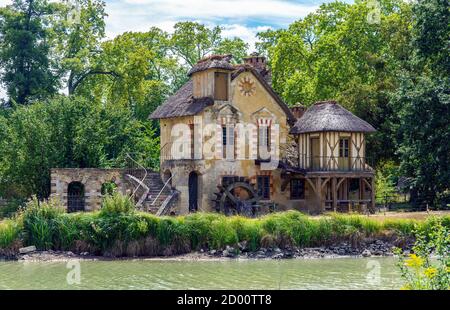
[238,76,256,97]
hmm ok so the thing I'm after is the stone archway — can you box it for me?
[67,181,85,212]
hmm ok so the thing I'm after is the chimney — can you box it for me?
[244,52,267,72]
[243,52,271,83]
[290,104,306,119]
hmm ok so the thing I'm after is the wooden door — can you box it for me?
[188,171,198,212]
[338,138,350,170]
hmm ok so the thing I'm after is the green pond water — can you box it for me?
[0,257,403,290]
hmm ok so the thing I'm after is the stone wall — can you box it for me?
[50,168,128,211]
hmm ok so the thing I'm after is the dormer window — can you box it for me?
[214,72,228,101]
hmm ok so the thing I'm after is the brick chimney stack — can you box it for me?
[244,52,267,71]
[243,52,271,84]
[290,104,306,119]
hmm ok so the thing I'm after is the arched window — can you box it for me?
[67,181,85,212]
[101,181,117,196]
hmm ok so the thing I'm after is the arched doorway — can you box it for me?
[67,181,85,213]
[188,171,199,212]
[163,170,172,188]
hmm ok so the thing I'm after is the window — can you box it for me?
[258,125,271,159]
[339,138,349,158]
[214,72,228,101]
[222,125,235,158]
[257,175,270,200]
[189,124,195,159]
[222,126,227,146]
[290,179,305,199]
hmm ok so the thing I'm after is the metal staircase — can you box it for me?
[124,154,177,215]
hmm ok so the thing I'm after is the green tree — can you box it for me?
[170,21,249,66]
[49,0,108,95]
[76,29,186,121]
[0,96,159,199]
[170,21,222,66]
[214,37,249,64]
[256,0,413,162]
[391,0,450,206]
[0,0,59,104]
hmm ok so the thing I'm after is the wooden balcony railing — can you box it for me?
[297,154,374,172]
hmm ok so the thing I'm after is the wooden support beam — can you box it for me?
[371,176,375,210]
[362,178,372,191]
[332,177,337,212]
[321,177,331,191]
[336,177,345,191]
[315,177,324,212]
[305,178,317,195]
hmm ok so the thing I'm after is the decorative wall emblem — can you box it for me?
[238,77,256,97]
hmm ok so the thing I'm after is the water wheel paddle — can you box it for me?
[213,178,261,216]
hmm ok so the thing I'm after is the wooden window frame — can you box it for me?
[258,125,271,159]
[290,179,305,200]
[214,72,229,101]
[257,175,270,200]
[339,138,349,158]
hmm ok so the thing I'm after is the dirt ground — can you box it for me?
[355,210,450,222]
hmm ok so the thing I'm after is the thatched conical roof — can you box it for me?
[290,101,376,134]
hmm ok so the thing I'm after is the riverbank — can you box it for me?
[0,193,447,261]
[8,238,407,262]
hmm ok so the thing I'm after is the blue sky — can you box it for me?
[103,0,348,49]
[0,0,352,98]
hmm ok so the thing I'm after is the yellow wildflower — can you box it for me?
[424,267,437,279]
[405,254,424,268]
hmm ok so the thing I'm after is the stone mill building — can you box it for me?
[51,53,377,216]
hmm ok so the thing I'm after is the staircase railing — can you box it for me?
[124,153,149,207]
[151,174,174,206]
[155,189,180,216]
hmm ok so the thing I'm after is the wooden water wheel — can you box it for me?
[213,177,261,216]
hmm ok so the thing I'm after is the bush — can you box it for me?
[208,218,238,249]
[0,219,21,248]
[395,219,450,290]
[0,199,26,219]
[21,197,63,250]
[100,192,135,216]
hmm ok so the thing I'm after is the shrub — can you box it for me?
[52,214,80,250]
[21,197,63,250]
[100,192,135,216]
[395,219,450,290]
[230,216,262,251]
[0,219,21,248]
[208,218,238,249]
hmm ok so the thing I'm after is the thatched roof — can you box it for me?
[187,54,235,76]
[149,80,214,119]
[290,101,376,134]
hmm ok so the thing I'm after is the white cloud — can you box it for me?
[221,24,273,51]
[120,0,317,22]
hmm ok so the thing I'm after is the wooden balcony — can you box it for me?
[297,154,374,173]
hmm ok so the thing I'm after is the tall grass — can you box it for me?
[2,192,449,257]
[0,219,21,248]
